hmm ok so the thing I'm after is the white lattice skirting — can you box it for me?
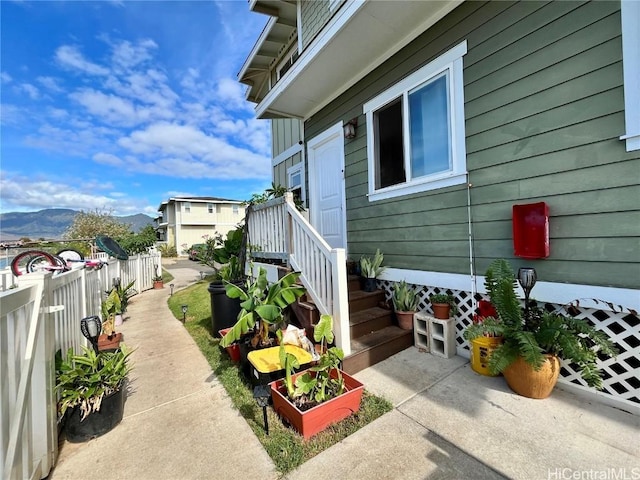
[379,280,640,415]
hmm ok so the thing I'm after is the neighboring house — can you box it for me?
[239,0,639,413]
[156,197,245,255]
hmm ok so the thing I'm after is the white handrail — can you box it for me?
[247,193,351,354]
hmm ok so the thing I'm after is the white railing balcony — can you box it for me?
[247,193,350,355]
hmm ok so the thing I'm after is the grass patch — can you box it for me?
[168,277,393,474]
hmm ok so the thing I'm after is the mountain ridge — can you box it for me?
[0,209,154,240]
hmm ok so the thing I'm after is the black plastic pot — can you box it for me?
[208,281,242,336]
[361,277,377,292]
[64,387,125,443]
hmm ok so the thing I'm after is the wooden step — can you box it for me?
[350,306,393,339]
[347,275,361,292]
[348,289,385,313]
[342,325,415,375]
[290,300,319,339]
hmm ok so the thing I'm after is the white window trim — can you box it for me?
[621,1,640,151]
[287,161,306,203]
[183,202,191,213]
[364,41,468,202]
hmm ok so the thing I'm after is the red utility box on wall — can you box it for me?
[512,202,549,259]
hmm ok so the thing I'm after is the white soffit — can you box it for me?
[256,0,461,119]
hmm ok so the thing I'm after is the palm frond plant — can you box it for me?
[464,259,618,393]
[220,267,306,349]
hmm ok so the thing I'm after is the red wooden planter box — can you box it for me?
[270,368,364,440]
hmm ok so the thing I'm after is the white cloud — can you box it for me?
[55,45,109,76]
[69,88,139,126]
[111,38,157,70]
[37,76,64,92]
[216,77,252,112]
[115,122,271,179]
[0,173,120,212]
[20,83,40,100]
[93,152,124,167]
[1,72,12,83]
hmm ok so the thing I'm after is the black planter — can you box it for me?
[64,387,125,443]
[208,281,242,336]
[361,277,377,292]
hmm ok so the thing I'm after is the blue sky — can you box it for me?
[0,0,271,217]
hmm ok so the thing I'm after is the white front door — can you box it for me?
[307,122,347,250]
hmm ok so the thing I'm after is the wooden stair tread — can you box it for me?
[350,307,392,326]
[350,325,411,351]
[348,289,384,301]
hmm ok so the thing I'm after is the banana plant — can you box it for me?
[220,267,306,348]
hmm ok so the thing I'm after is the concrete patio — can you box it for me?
[49,260,640,480]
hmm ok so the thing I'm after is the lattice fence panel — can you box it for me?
[378,280,640,409]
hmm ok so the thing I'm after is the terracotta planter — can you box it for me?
[153,280,163,289]
[432,303,451,319]
[98,332,122,352]
[218,328,241,363]
[395,311,414,330]
[270,368,364,440]
[503,354,560,399]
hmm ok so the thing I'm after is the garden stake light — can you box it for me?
[112,277,121,288]
[80,315,102,353]
[170,283,175,296]
[517,267,537,322]
[200,271,205,280]
[253,384,271,435]
[181,304,188,323]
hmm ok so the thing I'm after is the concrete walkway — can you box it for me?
[50,260,640,480]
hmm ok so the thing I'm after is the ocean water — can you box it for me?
[0,257,12,270]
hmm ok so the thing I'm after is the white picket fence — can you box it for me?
[247,193,350,354]
[0,251,160,480]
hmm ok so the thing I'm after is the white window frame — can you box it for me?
[276,44,299,81]
[232,205,239,215]
[621,1,640,151]
[207,203,214,214]
[287,162,306,203]
[183,202,191,213]
[364,41,468,202]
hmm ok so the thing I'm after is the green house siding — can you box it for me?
[273,152,303,188]
[272,118,303,157]
[300,0,332,50]
[303,0,639,289]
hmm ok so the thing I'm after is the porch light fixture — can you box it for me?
[80,315,102,353]
[181,304,188,323]
[343,118,358,139]
[253,384,271,435]
[517,267,537,321]
[170,283,175,296]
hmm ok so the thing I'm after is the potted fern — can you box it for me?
[463,259,618,399]
[359,249,385,292]
[271,315,364,439]
[391,280,419,330]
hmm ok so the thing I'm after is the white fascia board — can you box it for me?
[238,16,278,82]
